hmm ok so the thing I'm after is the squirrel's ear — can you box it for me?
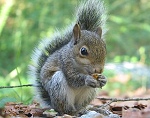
[73,24,81,45]
[96,27,102,38]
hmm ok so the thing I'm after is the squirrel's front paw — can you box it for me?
[85,76,97,88]
[96,75,107,88]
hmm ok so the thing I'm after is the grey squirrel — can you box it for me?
[29,0,107,115]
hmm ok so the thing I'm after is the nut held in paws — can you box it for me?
[92,73,102,80]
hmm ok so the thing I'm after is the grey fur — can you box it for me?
[29,0,107,115]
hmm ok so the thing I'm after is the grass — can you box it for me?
[0,68,33,107]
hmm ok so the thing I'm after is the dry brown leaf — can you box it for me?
[3,102,45,117]
[122,108,142,118]
[110,105,122,116]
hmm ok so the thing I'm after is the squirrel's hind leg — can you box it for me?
[45,71,77,115]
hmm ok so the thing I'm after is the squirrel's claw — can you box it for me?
[97,75,107,88]
[85,75,107,88]
[85,76,98,88]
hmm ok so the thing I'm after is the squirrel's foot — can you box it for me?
[57,106,77,116]
[77,109,89,116]
[66,106,77,116]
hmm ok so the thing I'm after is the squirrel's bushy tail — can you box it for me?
[76,0,107,37]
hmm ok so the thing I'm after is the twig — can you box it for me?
[97,97,150,107]
[97,97,150,102]
[101,100,115,108]
[0,84,40,89]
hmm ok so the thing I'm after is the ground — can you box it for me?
[1,88,150,118]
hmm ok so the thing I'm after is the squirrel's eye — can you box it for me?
[80,47,88,56]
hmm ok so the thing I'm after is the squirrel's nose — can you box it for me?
[94,68,103,73]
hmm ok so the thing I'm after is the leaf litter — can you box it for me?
[1,89,150,118]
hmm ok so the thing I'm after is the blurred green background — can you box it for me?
[0,0,150,106]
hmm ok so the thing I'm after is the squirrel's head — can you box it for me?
[71,24,106,75]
